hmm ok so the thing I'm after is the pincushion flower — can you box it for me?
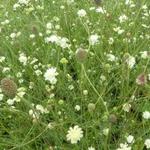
[145,139,150,149]
[44,67,58,84]
[143,111,150,119]
[77,9,87,17]
[89,34,99,45]
[66,125,83,144]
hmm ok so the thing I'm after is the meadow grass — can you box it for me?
[0,0,150,149]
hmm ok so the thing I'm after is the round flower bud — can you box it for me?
[1,78,17,98]
[75,48,88,63]
[109,114,117,124]
[88,103,96,112]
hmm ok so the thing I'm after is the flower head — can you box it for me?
[66,125,83,144]
[1,78,17,98]
[145,139,150,149]
[44,67,58,84]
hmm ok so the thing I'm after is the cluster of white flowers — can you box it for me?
[13,0,30,10]
[113,27,125,35]
[66,125,83,144]
[45,34,70,49]
[44,67,58,85]
[119,14,128,23]
[10,32,21,40]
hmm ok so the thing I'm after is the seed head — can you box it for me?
[1,78,17,98]
[75,48,88,63]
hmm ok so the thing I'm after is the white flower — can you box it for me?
[117,143,131,150]
[29,34,35,39]
[88,146,95,150]
[45,35,59,43]
[0,94,4,101]
[126,135,134,144]
[89,34,99,45]
[66,0,74,5]
[103,128,109,136]
[123,103,131,112]
[107,54,116,62]
[36,104,49,114]
[7,99,15,105]
[77,9,87,17]
[46,22,53,29]
[66,125,83,144]
[145,139,150,149]
[13,3,20,10]
[143,111,150,119]
[140,51,149,59]
[58,37,70,49]
[75,105,80,111]
[44,67,58,84]
[83,90,88,95]
[125,55,136,69]
[0,56,5,62]
[108,37,114,45]
[96,7,106,14]
[18,0,29,5]
[19,53,28,65]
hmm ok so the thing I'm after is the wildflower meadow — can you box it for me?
[0,0,150,149]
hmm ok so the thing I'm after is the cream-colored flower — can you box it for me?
[66,125,83,144]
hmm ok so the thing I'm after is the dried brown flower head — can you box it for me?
[75,48,88,63]
[109,114,117,124]
[1,78,17,98]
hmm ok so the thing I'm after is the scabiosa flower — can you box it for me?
[143,111,150,120]
[66,125,83,144]
[19,53,28,66]
[75,105,81,111]
[75,48,88,63]
[145,139,150,149]
[126,135,134,144]
[88,146,95,150]
[77,9,87,17]
[44,67,58,84]
[1,78,17,98]
[124,53,136,69]
[136,73,147,85]
[123,103,131,112]
[117,143,131,150]
[89,34,99,45]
